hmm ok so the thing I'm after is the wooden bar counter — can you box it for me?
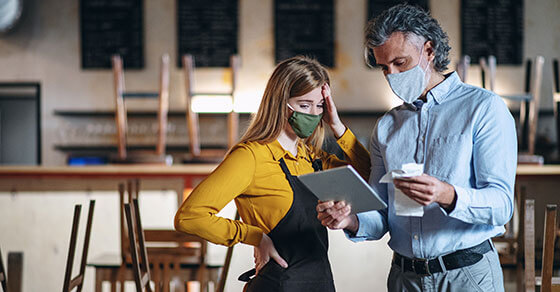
[0,163,557,192]
[0,164,218,202]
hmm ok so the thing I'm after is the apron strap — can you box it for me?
[278,158,293,178]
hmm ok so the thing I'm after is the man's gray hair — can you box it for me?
[366,4,451,72]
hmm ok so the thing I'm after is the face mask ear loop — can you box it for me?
[418,43,432,84]
[286,103,295,111]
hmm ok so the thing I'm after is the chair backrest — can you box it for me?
[541,204,558,292]
[524,200,559,292]
[0,249,23,292]
[62,200,95,292]
[119,180,209,261]
[479,56,496,91]
[112,54,170,161]
[490,56,544,155]
[124,199,153,292]
[1,247,7,292]
[182,54,240,161]
[524,199,536,292]
[123,188,211,291]
[525,56,545,155]
[456,55,471,83]
[119,180,140,263]
[553,59,560,158]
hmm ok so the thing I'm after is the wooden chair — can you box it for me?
[112,54,172,165]
[182,54,240,163]
[62,200,95,292]
[89,180,225,291]
[125,197,221,292]
[480,56,545,159]
[124,199,154,292]
[1,247,6,292]
[479,55,497,91]
[123,181,223,291]
[552,59,560,159]
[456,55,471,83]
[0,248,23,292]
[524,200,560,292]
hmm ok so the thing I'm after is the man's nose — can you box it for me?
[386,66,397,75]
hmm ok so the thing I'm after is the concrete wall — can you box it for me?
[1,0,560,291]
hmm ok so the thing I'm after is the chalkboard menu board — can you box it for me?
[177,0,238,68]
[461,0,523,65]
[80,0,144,69]
[367,0,429,21]
[275,0,334,68]
[365,0,429,68]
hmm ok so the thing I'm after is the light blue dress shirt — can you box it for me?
[350,72,517,259]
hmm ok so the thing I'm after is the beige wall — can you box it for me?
[0,0,558,165]
[1,0,560,291]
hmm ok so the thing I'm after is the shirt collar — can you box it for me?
[402,72,460,111]
[266,140,311,162]
[427,71,461,104]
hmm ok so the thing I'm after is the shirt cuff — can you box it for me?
[444,185,471,218]
[336,128,356,152]
[343,213,371,242]
[243,225,264,247]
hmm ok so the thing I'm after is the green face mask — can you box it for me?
[287,104,323,138]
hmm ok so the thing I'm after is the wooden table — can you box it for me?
[87,253,222,292]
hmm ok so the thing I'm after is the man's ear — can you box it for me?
[425,40,436,63]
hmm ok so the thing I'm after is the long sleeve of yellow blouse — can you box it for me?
[174,129,370,247]
[174,145,263,247]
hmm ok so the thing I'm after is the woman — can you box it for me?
[174,56,370,291]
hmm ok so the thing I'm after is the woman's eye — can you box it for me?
[318,104,324,108]
[299,104,310,109]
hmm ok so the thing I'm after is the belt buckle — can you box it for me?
[412,258,431,276]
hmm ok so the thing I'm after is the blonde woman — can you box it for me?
[174,56,370,291]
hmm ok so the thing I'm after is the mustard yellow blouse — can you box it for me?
[174,129,370,247]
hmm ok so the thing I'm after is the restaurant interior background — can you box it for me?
[1,0,559,291]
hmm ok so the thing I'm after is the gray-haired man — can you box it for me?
[317,4,517,291]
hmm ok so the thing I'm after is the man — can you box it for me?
[317,4,517,291]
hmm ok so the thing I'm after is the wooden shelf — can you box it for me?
[54,144,227,152]
[53,109,388,118]
[53,110,251,118]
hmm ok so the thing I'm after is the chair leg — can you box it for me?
[7,253,23,292]
[95,269,103,292]
[162,261,171,292]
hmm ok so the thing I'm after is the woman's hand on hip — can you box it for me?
[254,233,288,275]
[321,83,346,138]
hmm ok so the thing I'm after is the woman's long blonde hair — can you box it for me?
[238,56,330,156]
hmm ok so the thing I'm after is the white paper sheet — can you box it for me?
[380,163,424,217]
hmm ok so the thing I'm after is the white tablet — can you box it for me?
[298,165,387,214]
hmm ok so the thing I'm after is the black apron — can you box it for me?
[239,157,335,292]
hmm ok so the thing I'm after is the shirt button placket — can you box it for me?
[411,218,422,257]
[416,109,427,163]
